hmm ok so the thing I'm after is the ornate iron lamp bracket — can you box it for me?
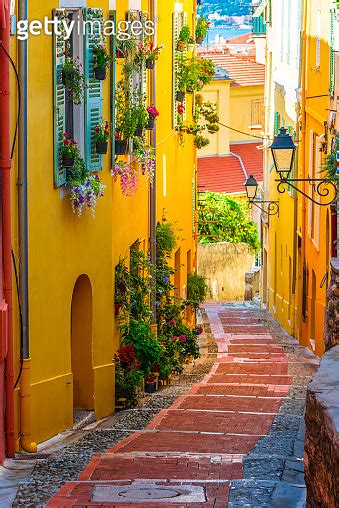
[249,200,280,216]
[275,177,337,206]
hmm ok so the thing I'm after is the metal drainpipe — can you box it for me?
[150,0,157,326]
[18,0,36,453]
[0,0,15,457]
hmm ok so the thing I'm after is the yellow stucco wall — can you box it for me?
[9,0,197,445]
[199,80,264,156]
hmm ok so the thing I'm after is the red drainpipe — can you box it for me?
[0,0,15,458]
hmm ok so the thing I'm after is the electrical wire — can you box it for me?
[0,42,24,388]
[0,42,21,159]
[218,121,263,140]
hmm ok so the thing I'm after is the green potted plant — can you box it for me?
[93,40,113,80]
[134,39,164,69]
[178,25,191,52]
[146,105,159,130]
[116,38,137,59]
[187,35,196,52]
[94,120,110,154]
[195,16,210,45]
[114,132,127,155]
[60,132,79,168]
[115,258,129,316]
[186,272,207,313]
[133,103,149,137]
[194,134,210,149]
[62,55,86,105]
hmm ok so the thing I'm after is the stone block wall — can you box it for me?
[304,346,339,508]
[244,267,261,301]
[325,258,339,351]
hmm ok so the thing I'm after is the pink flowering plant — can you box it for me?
[133,140,156,185]
[112,161,138,197]
[60,132,79,159]
[93,40,113,70]
[147,105,160,119]
[94,121,110,143]
[134,39,164,64]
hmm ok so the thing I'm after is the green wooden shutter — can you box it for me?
[53,8,67,187]
[274,112,280,135]
[330,8,335,97]
[83,7,103,172]
[110,10,116,169]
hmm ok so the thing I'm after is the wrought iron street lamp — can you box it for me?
[271,127,337,206]
[244,175,279,216]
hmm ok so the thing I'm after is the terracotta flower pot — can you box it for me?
[94,67,106,80]
[146,58,155,70]
[96,141,108,154]
[146,117,155,130]
[115,139,128,155]
[62,153,75,168]
[176,90,186,102]
[196,35,204,45]
[177,40,187,52]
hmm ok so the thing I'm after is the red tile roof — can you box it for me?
[201,52,265,87]
[197,142,263,194]
[226,32,255,45]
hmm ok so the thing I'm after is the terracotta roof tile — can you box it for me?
[226,32,255,45]
[197,142,263,194]
[201,52,265,86]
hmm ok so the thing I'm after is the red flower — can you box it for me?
[177,103,185,115]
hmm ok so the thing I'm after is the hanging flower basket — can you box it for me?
[62,153,75,168]
[146,118,155,130]
[176,90,186,102]
[196,35,204,45]
[96,141,108,154]
[115,139,128,155]
[94,67,106,80]
[146,58,155,70]
[177,40,187,52]
[134,124,144,137]
[61,133,78,168]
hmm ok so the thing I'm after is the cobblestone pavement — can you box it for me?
[46,303,318,507]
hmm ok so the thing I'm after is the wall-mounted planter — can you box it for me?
[176,90,186,102]
[94,67,106,80]
[96,141,108,154]
[115,139,128,155]
[177,40,187,52]
[196,36,204,45]
[62,154,75,168]
[146,58,155,70]
[134,125,144,137]
[146,117,155,130]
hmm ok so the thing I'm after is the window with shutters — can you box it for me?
[173,11,187,128]
[251,99,264,128]
[53,7,104,188]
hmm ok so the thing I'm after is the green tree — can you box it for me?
[198,192,260,253]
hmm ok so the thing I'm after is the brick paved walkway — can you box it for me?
[48,304,318,507]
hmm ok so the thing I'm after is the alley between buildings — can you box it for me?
[10,303,318,507]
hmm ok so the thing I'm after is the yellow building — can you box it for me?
[7,0,197,451]
[258,0,336,355]
[297,0,336,355]
[197,41,265,228]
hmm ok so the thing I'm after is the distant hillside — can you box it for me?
[198,0,253,18]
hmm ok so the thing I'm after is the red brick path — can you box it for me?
[48,305,291,507]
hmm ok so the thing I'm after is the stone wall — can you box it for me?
[304,346,339,508]
[325,258,339,351]
[198,242,256,301]
[244,267,261,301]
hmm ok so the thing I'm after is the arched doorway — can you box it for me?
[71,275,94,410]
